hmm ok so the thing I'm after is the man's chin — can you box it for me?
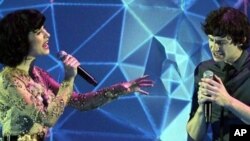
[212,57,224,62]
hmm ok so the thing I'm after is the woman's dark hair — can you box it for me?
[202,7,250,50]
[0,9,45,67]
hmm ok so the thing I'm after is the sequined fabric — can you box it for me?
[0,66,130,137]
[68,83,130,111]
[0,66,73,136]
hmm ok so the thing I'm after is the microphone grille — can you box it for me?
[203,70,214,79]
[57,50,67,60]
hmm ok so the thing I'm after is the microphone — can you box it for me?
[203,70,213,123]
[58,51,98,86]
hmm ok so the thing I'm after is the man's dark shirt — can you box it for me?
[189,50,250,141]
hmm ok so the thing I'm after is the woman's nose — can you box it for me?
[43,29,50,38]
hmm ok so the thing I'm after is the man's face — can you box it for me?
[208,35,242,64]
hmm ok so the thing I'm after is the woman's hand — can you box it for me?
[121,75,154,95]
[62,54,80,81]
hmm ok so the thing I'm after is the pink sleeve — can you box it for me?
[34,66,60,94]
[36,67,130,111]
[68,83,130,111]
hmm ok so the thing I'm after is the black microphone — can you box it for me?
[203,70,213,123]
[58,51,98,86]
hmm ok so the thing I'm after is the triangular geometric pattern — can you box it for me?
[0,0,249,141]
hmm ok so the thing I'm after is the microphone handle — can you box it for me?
[77,67,98,86]
[202,70,213,124]
[204,101,212,123]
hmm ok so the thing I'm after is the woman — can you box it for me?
[0,9,153,141]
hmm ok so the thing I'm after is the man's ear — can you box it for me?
[242,37,247,43]
[237,37,246,47]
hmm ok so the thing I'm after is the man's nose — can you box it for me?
[210,42,219,51]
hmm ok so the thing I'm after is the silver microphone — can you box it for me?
[203,70,213,123]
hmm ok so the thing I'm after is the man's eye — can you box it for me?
[216,41,221,45]
[217,42,227,45]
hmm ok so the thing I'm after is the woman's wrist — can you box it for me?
[63,76,75,83]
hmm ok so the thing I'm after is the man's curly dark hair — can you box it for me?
[202,7,250,50]
[0,9,45,67]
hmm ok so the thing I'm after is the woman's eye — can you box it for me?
[36,31,42,35]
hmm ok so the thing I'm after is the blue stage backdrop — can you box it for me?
[0,0,249,141]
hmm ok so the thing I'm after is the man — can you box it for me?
[186,7,250,141]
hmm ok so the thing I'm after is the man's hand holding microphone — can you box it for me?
[198,70,233,123]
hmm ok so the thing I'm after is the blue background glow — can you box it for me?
[0,0,249,141]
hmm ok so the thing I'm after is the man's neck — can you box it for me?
[225,49,243,65]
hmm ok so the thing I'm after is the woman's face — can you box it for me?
[28,25,50,57]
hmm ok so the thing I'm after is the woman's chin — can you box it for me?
[43,49,50,54]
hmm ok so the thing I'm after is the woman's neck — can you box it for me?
[16,56,36,73]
